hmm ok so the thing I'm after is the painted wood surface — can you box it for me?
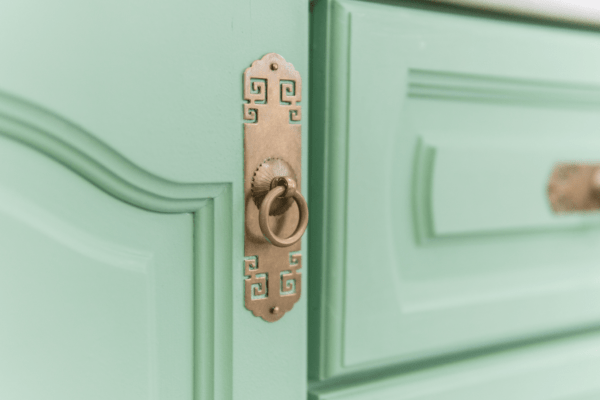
[309,0,600,380]
[0,135,194,399]
[0,1,308,399]
[309,332,600,399]
[0,91,230,399]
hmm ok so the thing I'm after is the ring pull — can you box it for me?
[258,176,309,247]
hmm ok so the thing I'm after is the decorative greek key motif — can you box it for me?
[281,254,301,295]
[280,80,301,122]
[244,254,302,320]
[244,258,267,299]
[243,53,302,125]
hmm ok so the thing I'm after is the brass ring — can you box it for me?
[258,185,309,247]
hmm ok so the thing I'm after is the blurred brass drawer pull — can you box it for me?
[548,163,600,213]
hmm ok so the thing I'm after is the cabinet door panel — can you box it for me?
[0,137,193,399]
[0,0,309,399]
[0,134,200,399]
[310,0,600,378]
[0,94,234,399]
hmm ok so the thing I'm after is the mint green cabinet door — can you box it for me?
[0,1,308,399]
[310,0,600,380]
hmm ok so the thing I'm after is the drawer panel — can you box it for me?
[309,0,600,379]
[309,333,600,400]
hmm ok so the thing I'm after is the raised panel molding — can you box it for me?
[309,332,600,400]
[0,90,233,400]
[309,0,600,380]
[413,138,600,241]
[408,69,600,106]
[408,70,600,240]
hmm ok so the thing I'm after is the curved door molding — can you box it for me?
[0,90,232,400]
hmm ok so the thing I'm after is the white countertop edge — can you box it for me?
[429,0,600,26]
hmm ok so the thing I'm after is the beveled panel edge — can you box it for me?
[411,137,436,245]
[0,89,234,400]
[309,330,600,399]
[308,0,353,380]
[408,69,600,107]
[0,90,228,213]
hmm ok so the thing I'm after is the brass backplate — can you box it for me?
[548,163,600,213]
[243,53,302,322]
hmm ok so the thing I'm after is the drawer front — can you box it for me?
[309,333,600,400]
[309,0,600,379]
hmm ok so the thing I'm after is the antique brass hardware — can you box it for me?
[243,53,307,322]
[548,163,600,212]
[258,174,308,248]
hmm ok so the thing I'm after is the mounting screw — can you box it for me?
[270,306,279,314]
[271,63,278,71]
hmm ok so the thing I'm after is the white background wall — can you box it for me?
[433,0,600,25]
